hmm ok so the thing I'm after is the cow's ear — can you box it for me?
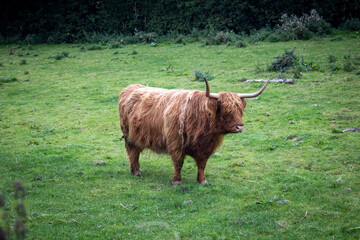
[242,98,247,109]
[206,98,218,116]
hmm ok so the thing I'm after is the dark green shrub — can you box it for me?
[268,30,301,42]
[234,40,247,48]
[267,33,281,43]
[343,61,355,72]
[205,32,220,45]
[50,51,70,60]
[188,28,205,42]
[329,63,341,72]
[343,54,351,61]
[194,71,214,82]
[269,49,320,78]
[342,18,360,31]
[330,36,344,41]
[216,31,231,44]
[86,45,102,51]
[269,49,299,72]
[250,28,272,42]
[173,34,186,44]
[122,35,141,44]
[106,41,122,49]
[135,31,157,43]
[205,31,245,47]
[0,77,17,83]
[46,32,70,44]
[25,34,42,44]
[328,55,337,63]
[19,59,26,65]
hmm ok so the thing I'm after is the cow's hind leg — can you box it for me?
[125,139,142,176]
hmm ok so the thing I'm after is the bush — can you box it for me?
[342,18,360,31]
[194,71,214,82]
[50,51,70,60]
[329,63,341,72]
[134,31,157,43]
[188,28,205,42]
[304,9,331,34]
[122,35,141,44]
[343,61,355,72]
[0,77,18,83]
[106,41,123,49]
[46,32,72,44]
[269,49,299,72]
[269,49,320,78]
[86,45,102,51]
[273,9,330,41]
[173,34,186,44]
[234,40,247,48]
[25,34,42,44]
[205,31,246,47]
[249,27,272,43]
[328,55,337,63]
[330,35,344,41]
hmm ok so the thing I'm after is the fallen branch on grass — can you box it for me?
[342,127,360,133]
[347,226,360,232]
[120,203,130,211]
[246,79,294,84]
[295,210,308,223]
[332,127,360,133]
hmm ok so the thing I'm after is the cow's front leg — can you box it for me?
[125,140,142,176]
[196,158,209,184]
[170,153,185,186]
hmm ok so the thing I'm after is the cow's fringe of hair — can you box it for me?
[178,91,194,148]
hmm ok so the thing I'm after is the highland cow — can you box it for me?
[119,79,269,185]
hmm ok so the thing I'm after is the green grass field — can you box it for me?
[1,36,359,239]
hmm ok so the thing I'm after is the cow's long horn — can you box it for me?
[204,77,219,99]
[237,80,270,98]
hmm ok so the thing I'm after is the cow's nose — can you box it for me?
[236,125,243,132]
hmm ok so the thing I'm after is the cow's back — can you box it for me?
[119,85,196,153]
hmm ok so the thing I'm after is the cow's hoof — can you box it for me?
[131,170,142,177]
[197,180,208,184]
[172,181,182,187]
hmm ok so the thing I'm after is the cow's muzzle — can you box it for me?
[235,125,243,132]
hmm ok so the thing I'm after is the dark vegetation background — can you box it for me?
[1,0,359,44]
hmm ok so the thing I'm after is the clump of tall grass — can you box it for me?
[50,51,70,60]
[0,180,28,240]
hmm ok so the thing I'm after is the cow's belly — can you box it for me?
[129,126,167,153]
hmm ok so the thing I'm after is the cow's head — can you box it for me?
[204,78,269,134]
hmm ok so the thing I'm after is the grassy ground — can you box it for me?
[0,36,359,239]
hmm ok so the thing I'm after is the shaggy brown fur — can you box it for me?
[119,84,248,185]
